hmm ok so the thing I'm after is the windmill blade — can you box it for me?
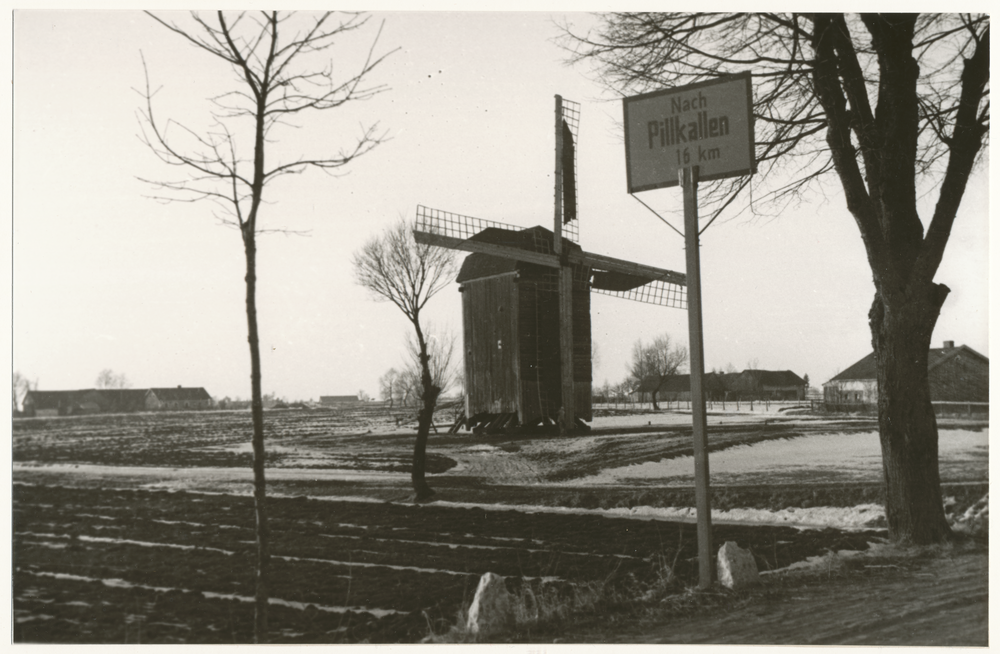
[415,205,560,268]
[558,98,580,240]
[575,251,688,309]
[415,204,688,309]
[590,277,688,309]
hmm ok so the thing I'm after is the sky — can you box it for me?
[12,10,990,403]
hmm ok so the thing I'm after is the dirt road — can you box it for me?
[588,549,988,646]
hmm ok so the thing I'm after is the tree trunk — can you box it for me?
[244,233,270,641]
[870,284,953,544]
[411,320,439,501]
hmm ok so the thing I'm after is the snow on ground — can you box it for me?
[423,499,887,531]
[569,429,988,486]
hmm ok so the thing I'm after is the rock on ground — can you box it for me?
[466,572,513,637]
[717,541,759,590]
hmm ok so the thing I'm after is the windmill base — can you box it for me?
[450,412,591,435]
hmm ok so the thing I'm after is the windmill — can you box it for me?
[415,96,687,434]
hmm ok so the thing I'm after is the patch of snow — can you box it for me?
[573,429,987,486]
[318,531,643,560]
[15,614,56,624]
[464,444,509,454]
[421,499,887,531]
[22,570,405,618]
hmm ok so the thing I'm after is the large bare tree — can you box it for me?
[352,219,457,500]
[138,11,392,641]
[629,334,688,409]
[562,13,989,543]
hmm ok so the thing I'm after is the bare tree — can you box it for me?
[12,372,33,414]
[95,369,131,389]
[378,368,400,408]
[138,11,393,641]
[352,219,457,500]
[629,334,688,410]
[400,329,457,407]
[562,13,989,544]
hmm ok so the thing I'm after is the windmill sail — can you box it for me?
[561,120,577,224]
[558,98,580,242]
[414,205,687,309]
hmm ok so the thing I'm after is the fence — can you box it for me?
[820,401,988,418]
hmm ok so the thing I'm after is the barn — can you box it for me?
[823,341,988,412]
[145,387,214,411]
[456,226,592,430]
[22,390,83,417]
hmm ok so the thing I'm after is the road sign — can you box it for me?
[623,72,754,193]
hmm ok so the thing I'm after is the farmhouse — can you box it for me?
[823,341,988,412]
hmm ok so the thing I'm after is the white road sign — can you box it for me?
[623,72,755,193]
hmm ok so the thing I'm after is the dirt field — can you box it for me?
[11,405,989,643]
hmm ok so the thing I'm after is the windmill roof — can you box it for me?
[456,226,582,284]
[826,344,988,383]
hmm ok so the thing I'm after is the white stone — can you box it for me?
[465,572,513,637]
[717,541,759,590]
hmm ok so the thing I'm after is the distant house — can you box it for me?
[320,395,362,408]
[633,369,806,404]
[22,390,83,417]
[96,389,150,413]
[731,370,807,401]
[632,374,695,404]
[823,341,988,410]
[22,386,214,416]
[145,387,214,411]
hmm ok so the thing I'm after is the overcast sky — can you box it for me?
[12,10,990,402]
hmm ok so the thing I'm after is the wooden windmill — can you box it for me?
[415,96,687,433]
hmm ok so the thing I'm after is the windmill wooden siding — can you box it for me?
[458,235,592,428]
[461,272,521,415]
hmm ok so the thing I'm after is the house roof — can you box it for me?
[95,389,150,411]
[320,395,359,403]
[24,390,81,410]
[148,387,212,402]
[826,344,988,384]
[634,370,805,394]
[741,370,807,387]
[633,374,691,394]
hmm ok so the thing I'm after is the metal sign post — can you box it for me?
[622,73,755,588]
[681,165,713,588]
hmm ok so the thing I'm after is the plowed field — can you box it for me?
[12,406,988,643]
